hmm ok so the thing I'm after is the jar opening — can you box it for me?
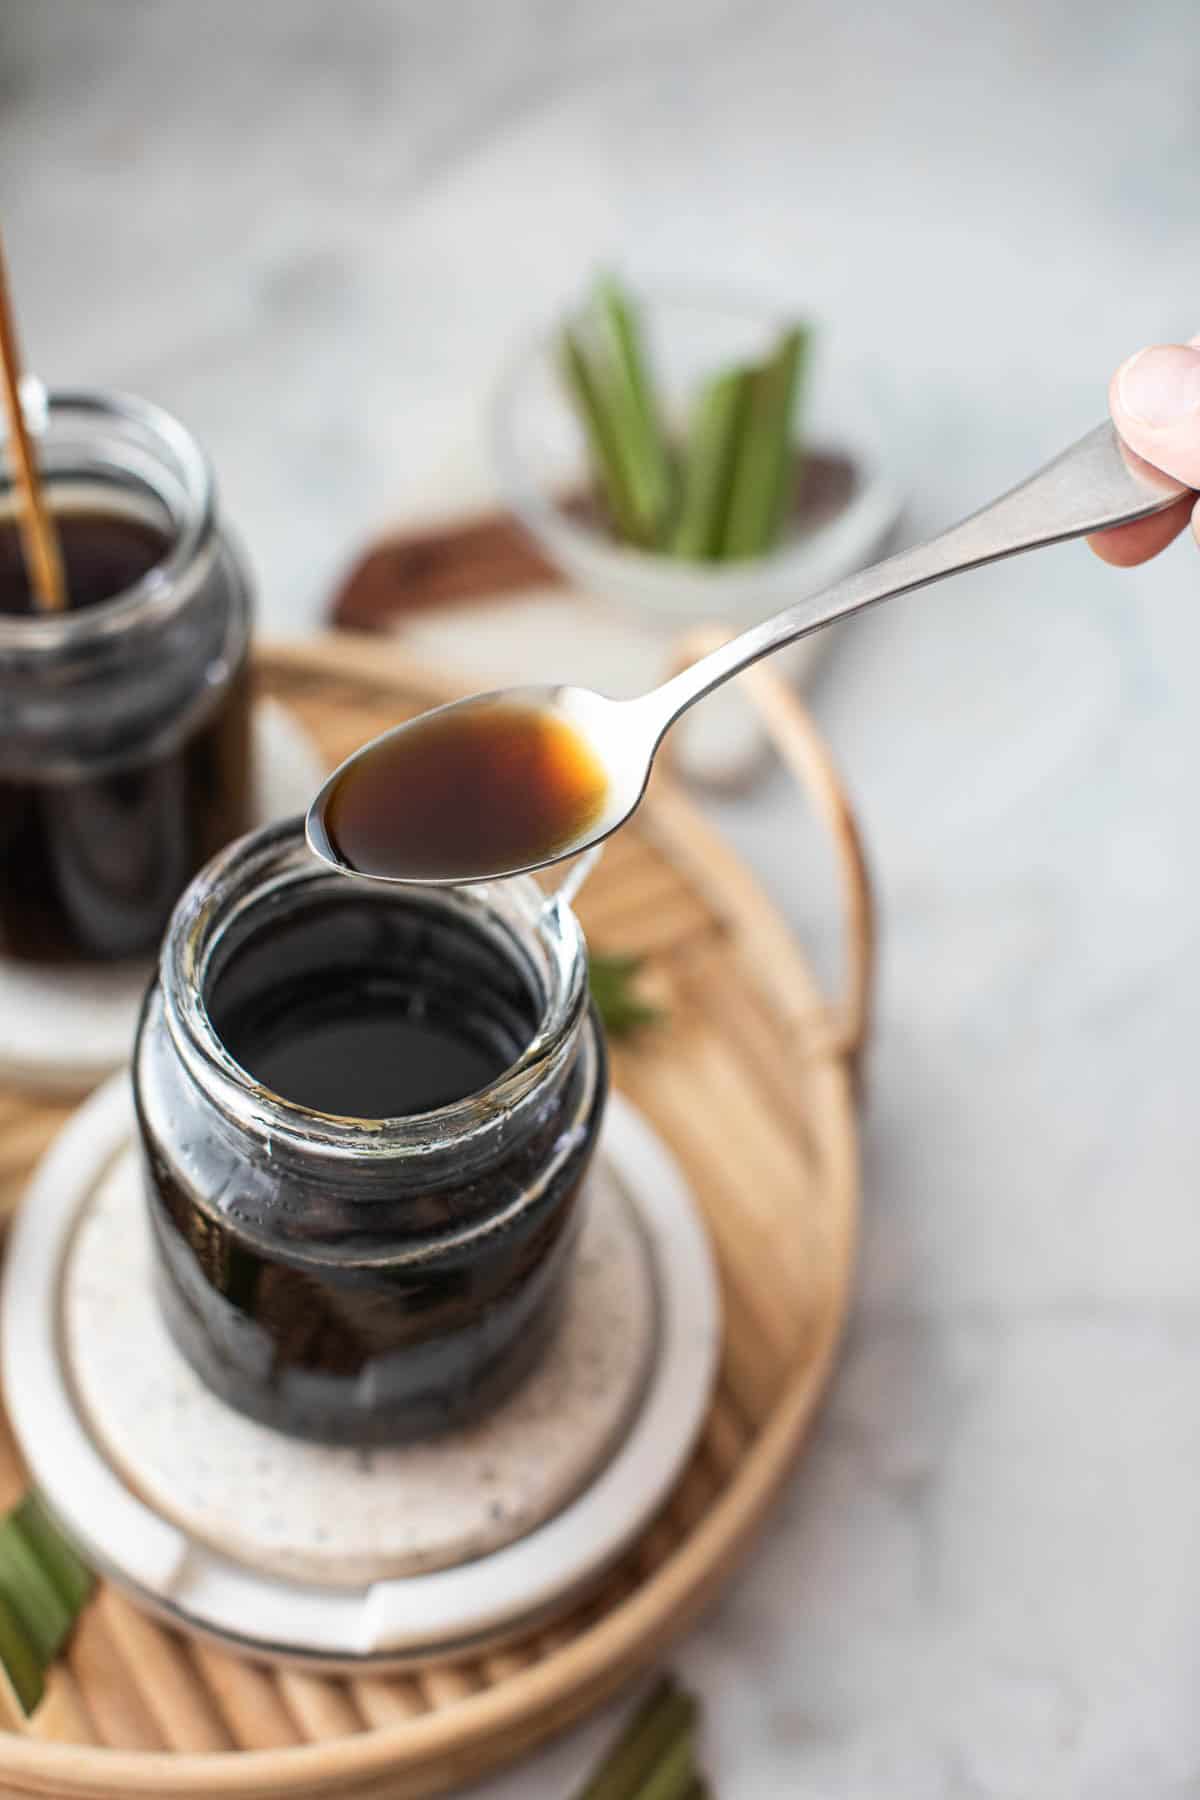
[0,388,216,654]
[161,818,590,1158]
[0,484,171,620]
[204,888,544,1121]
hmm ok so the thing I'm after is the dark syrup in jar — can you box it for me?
[144,891,606,1442]
[0,507,252,962]
[0,506,165,615]
[209,895,534,1117]
[321,700,608,883]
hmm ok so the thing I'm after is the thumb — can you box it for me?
[1110,340,1200,489]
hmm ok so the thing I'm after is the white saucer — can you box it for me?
[63,1145,658,1588]
[0,700,325,1095]
[1,1076,720,1668]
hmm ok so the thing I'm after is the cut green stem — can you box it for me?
[574,1678,696,1800]
[633,1729,696,1800]
[721,325,808,560]
[595,276,674,544]
[671,367,750,560]
[561,326,644,545]
[557,281,812,568]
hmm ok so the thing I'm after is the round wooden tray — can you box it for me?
[0,635,872,1799]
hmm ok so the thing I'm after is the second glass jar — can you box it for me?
[0,388,254,962]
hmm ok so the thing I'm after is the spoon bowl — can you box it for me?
[306,684,659,886]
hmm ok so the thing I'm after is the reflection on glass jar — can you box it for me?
[133,819,609,1445]
[0,389,254,962]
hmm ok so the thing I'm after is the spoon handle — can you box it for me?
[649,422,1190,725]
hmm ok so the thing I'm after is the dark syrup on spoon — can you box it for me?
[321,700,608,883]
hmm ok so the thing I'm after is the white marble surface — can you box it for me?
[5,3,1200,1792]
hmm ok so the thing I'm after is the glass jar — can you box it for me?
[0,387,254,961]
[133,819,609,1445]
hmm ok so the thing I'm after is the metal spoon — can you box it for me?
[308,422,1188,886]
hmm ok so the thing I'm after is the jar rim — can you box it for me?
[0,386,216,653]
[156,817,591,1161]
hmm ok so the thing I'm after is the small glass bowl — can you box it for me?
[490,284,903,629]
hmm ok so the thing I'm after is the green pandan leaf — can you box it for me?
[589,951,664,1038]
[0,1517,74,1665]
[11,1494,93,1617]
[0,1492,94,1718]
[0,1590,44,1717]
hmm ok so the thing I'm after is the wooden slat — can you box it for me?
[674,935,824,1165]
[66,1602,163,1750]
[579,853,697,928]
[189,1644,301,1749]
[0,1413,28,1514]
[591,1568,639,1620]
[349,1677,425,1728]
[418,1664,481,1710]
[480,1644,537,1685]
[588,827,667,884]
[583,886,719,960]
[627,1074,800,1355]
[0,1107,63,1176]
[663,1019,820,1234]
[96,1591,232,1752]
[26,1666,97,1745]
[535,1619,577,1656]
[704,1389,750,1481]
[628,1045,818,1349]
[670,1451,719,1536]
[632,1512,677,1582]
[276,1671,363,1741]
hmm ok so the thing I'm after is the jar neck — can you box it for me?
[0,388,250,777]
[0,387,218,652]
[156,819,593,1191]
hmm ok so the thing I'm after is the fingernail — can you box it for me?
[1117,344,1200,427]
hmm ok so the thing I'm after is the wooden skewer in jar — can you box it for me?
[0,229,65,613]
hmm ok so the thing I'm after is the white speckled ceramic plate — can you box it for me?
[63,1144,658,1588]
[1,1075,720,1668]
[0,698,325,1095]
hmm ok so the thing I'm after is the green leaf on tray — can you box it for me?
[0,1592,43,1718]
[0,1492,94,1717]
[0,1516,75,1666]
[573,1675,699,1800]
[11,1494,93,1617]
[633,1727,697,1800]
[588,951,664,1039]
